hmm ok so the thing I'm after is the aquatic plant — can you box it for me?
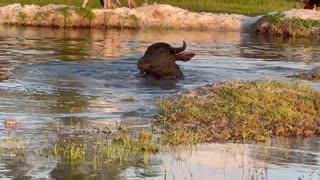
[158,80,320,144]
[41,129,158,167]
[120,96,137,102]
[1,135,26,157]
[289,70,320,80]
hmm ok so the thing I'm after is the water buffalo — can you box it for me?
[303,0,320,9]
[137,41,195,80]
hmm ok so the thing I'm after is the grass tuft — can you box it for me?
[120,96,136,102]
[41,129,159,167]
[76,7,95,20]
[255,14,320,37]
[289,70,320,81]
[157,80,320,144]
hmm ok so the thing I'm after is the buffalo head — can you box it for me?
[137,41,195,80]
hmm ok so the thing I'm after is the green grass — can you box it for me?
[157,80,320,145]
[41,129,159,167]
[289,70,320,81]
[255,14,320,37]
[0,0,299,16]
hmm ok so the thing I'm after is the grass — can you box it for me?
[1,135,26,157]
[289,70,320,81]
[255,14,320,37]
[41,129,159,167]
[0,0,299,16]
[120,96,136,102]
[157,80,320,145]
[76,7,95,20]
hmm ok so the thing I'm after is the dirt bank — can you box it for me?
[0,3,260,31]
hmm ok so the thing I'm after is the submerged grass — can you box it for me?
[1,135,26,157]
[0,0,299,16]
[120,96,136,102]
[158,80,320,145]
[289,70,320,81]
[41,129,158,167]
[255,14,320,37]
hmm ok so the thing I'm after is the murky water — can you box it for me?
[0,25,320,179]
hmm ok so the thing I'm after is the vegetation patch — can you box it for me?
[17,12,28,25]
[41,129,159,167]
[157,80,320,144]
[128,14,139,25]
[33,11,50,23]
[120,96,136,102]
[76,7,95,20]
[1,135,26,157]
[289,70,320,81]
[59,7,72,19]
[255,14,320,37]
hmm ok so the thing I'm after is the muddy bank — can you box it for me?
[0,3,260,31]
[255,9,320,37]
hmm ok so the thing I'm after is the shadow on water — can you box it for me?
[0,25,320,179]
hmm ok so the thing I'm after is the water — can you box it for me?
[0,25,320,179]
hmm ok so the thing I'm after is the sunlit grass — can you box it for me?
[158,80,320,145]
[41,129,159,168]
[0,0,299,16]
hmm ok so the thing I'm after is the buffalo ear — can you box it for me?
[174,52,195,62]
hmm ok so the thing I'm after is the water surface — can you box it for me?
[0,25,320,179]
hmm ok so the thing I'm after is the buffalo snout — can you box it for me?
[138,41,195,80]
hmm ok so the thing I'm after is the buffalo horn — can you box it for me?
[170,41,186,54]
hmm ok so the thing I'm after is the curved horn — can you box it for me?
[170,41,186,54]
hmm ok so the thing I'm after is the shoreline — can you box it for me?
[1,4,320,37]
[0,3,259,31]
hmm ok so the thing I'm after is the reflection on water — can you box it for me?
[0,25,320,179]
[151,138,320,180]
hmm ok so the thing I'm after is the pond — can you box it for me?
[0,25,320,179]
